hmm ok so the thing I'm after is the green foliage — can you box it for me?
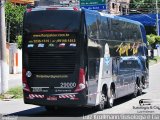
[147,34,156,45]
[130,0,160,13]
[16,35,22,49]
[5,2,26,43]
[130,0,145,9]
[147,34,160,46]
[7,86,23,99]
[155,36,160,43]
[0,86,23,99]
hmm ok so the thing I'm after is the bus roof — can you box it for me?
[27,6,146,27]
[27,6,79,12]
[82,8,143,27]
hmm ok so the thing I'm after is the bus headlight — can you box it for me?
[26,71,32,78]
[79,83,86,90]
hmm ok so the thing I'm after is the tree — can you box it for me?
[5,2,26,43]
[147,34,156,45]
[155,35,160,44]
[130,0,160,13]
[146,34,160,48]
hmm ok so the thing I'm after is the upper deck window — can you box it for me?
[24,10,81,32]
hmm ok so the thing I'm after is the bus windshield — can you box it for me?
[24,10,81,32]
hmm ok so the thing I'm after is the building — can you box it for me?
[7,0,130,15]
[108,0,130,15]
[8,0,34,5]
[37,0,78,6]
[36,0,60,6]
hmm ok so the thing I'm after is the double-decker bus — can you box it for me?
[22,6,149,111]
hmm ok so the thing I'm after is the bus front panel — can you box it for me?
[22,10,87,107]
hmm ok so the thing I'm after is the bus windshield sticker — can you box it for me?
[32,87,49,93]
[59,43,66,48]
[28,44,34,48]
[69,43,76,47]
[55,89,72,93]
[28,33,77,49]
[33,33,70,38]
[38,43,45,48]
[104,56,111,65]
[36,75,68,79]
[47,96,57,101]
[48,43,55,47]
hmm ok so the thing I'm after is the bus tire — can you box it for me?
[106,88,115,108]
[132,82,138,98]
[141,77,145,89]
[138,79,143,95]
[96,91,107,111]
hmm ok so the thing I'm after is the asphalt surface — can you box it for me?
[0,63,160,120]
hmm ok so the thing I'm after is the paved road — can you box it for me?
[1,63,160,119]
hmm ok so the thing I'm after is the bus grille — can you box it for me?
[28,50,77,74]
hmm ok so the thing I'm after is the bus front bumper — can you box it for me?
[23,92,87,107]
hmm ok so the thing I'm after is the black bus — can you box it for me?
[22,6,149,111]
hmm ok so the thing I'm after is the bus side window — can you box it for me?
[112,59,118,75]
[85,13,98,40]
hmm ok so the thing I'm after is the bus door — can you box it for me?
[87,47,100,105]
[119,58,134,96]
[112,58,119,97]
[118,58,130,96]
[124,60,134,94]
[85,12,101,105]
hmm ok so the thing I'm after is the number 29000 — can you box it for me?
[60,82,76,88]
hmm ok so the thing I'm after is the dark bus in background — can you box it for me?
[22,6,149,111]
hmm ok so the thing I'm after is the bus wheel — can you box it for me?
[107,88,115,108]
[132,82,138,98]
[97,91,106,111]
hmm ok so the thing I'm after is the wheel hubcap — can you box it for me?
[100,94,106,109]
